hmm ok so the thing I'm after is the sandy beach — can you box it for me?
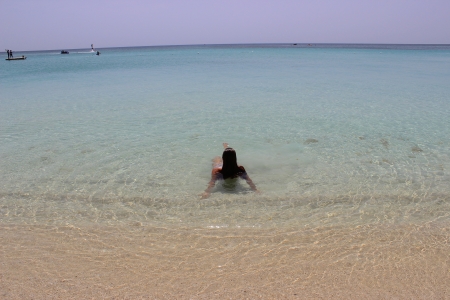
[1,222,448,299]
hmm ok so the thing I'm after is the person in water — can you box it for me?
[201,143,258,199]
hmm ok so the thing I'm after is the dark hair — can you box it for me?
[220,148,245,179]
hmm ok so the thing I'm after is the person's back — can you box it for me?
[201,143,258,198]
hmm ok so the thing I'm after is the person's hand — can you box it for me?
[200,192,210,199]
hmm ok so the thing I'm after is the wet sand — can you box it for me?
[1,223,449,299]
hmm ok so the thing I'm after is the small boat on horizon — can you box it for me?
[61,50,69,54]
[6,56,26,61]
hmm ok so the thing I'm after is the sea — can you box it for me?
[1,44,449,297]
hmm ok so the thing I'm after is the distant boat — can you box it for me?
[6,56,26,61]
[61,50,69,54]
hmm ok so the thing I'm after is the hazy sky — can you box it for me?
[1,0,449,51]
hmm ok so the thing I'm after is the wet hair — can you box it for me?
[220,148,245,179]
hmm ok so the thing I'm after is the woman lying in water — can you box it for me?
[201,143,259,199]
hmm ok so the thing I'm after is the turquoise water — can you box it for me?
[1,44,449,229]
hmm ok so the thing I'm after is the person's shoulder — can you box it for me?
[212,167,222,174]
[212,168,224,180]
[212,167,225,178]
[237,166,249,179]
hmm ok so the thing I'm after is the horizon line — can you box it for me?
[3,42,450,53]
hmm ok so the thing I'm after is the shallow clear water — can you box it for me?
[1,44,449,229]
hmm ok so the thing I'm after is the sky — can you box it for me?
[1,0,449,51]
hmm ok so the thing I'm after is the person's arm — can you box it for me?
[201,169,219,199]
[240,172,259,193]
